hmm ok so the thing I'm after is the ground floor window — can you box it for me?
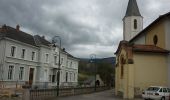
[19,67,24,80]
[8,65,14,80]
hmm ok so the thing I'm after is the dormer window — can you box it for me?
[134,19,137,29]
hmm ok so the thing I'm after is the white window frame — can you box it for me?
[70,62,72,68]
[45,53,49,63]
[19,67,24,80]
[61,57,64,65]
[8,65,15,80]
[10,46,16,57]
[31,51,36,61]
[54,56,57,65]
[21,49,26,59]
[69,72,72,82]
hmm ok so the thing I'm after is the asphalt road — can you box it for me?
[53,89,143,100]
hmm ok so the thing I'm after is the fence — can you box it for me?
[29,86,110,100]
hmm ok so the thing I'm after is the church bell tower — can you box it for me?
[123,0,143,41]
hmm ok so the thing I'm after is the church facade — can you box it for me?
[115,0,170,99]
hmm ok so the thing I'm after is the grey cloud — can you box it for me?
[0,0,170,58]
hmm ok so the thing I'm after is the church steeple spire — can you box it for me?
[123,0,143,41]
[125,0,141,17]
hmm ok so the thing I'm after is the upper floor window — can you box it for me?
[70,62,72,67]
[45,54,49,63]
[8,65,14,80]
[54,56,57,65]
[10,46,16,57]
[21,49,26,59]
[19,67,24,80]
[31,52,35,61]
[134,19,137,29]
[61,58,64,64]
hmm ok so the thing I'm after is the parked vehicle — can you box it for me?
[142,86,170,100]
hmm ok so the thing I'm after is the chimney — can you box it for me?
[16,24,20,31]
[63,48,65,51]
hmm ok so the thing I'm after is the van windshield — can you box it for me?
[147,87,160,92]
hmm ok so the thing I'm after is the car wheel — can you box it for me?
[161,97,165,100]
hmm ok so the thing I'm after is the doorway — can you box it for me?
[29,68,34,86]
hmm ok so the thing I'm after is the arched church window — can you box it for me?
[153,35,158,46]
[134,19,137,29]
[120,56,125,79]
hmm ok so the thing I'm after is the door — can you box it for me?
[29,68,34,85]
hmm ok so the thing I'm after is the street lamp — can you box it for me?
[90,54,97,91]
[52,36,61,96]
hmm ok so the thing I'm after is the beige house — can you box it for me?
[115,0,170,99]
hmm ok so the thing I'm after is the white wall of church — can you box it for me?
[165,19,170,51]
[132,34,146,44]
[165,19,170,87]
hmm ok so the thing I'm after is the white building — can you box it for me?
[0,25,79,88]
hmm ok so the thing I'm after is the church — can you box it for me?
[115,0,170,99]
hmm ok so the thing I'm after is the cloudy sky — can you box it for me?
[0,0,170,58]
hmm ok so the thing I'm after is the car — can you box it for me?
[142,86,170,100]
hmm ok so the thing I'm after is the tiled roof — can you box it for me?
[61,48,79,60]
[0,25,37,46]
[114,40,129,54]
[34,35,51,47]
[133,45,169,53]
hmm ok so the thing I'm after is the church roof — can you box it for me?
[130,12,170,43]
[125,0,141,17]
[133,45,169,53]
[115,41,169,54]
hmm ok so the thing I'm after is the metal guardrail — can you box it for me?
[29,86,110,100]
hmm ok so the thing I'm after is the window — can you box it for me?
[8,65,14,80]
[66,72,68,82]
[70,62,72,67]
[19,67,24,80]
[70,73,72,82]
[31,52,35,60]
[153,35,158,46]
[54,56,57,65]
[120,57,124,79]
[74,73,75,81]
[45,54,49,62]
[21,49,25,59]
[10,46,16,57]
[134,19,137,29]
[61,58,64,64]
